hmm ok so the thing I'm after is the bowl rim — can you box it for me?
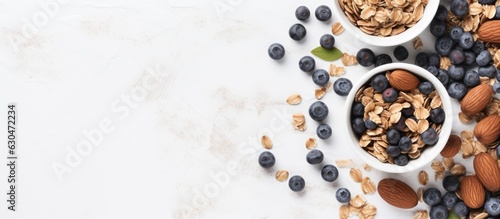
[344,63,453,173]
[331,1,440,47]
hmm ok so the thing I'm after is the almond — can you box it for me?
[478,20,500,44]
[474,153,500,192]
[474,114,500,145]
[460,175,485,209]
[460,84,494,115]
[440,135,462,158]
[388,70,420,91]
[378,178,418,209]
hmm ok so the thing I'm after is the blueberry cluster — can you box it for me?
[356,48,394,67]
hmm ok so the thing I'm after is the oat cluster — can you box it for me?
[339,194,377,219]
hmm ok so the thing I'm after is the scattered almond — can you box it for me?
[474,114,500,145]
[440,135,462,158]
[460,84,494,115]
[261,135,272,149]
[460,175,485,209]
[377,178,418,209]
[275,170,289,182]
[388,70,420,91]
[286,94,302,105]
[474,152,500,192]
[418,171,428,186]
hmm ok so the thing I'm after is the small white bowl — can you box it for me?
[344,63,453,173]
[331,1,440,47]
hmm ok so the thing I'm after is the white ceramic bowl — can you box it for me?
[331,1,440,47]
[344,63,453,173]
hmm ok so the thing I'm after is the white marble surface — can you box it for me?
[0,0,489,218]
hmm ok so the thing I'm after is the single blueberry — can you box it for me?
[424,188,442,206]
[320,34,335,49]
[398,136,412,152]
[364,119,377,130]
[484,198,500,216]
[321,164,338,182]
[430,20,447,37]
[309,101,329,121]
[382,87,398,103]
[478,64,496,78]
[434,5,448,21]
[427,66,439,76]
[306,149,324,165]
[394,45,409,61]
[316,124,332,140]
[393,116,407,132]
[442,192,458,209]
[435,36,454,56]
[295,6,310,21]
[430,108,445,124]
[357,48,375,67]
[402,106,414,118]
[479,0,495,4]
[394,153,409,166]
[476,50,492,66]
[333,78,353,96]
[289,175,305,192]
[447,65,465,81]
[422,128,439,145]
[448,82,467,100]
[449,49,465,65]
[437,69,450,86]
[430,205,448,219]
[336,188,351,203]
[419,81,434,95]
[464,70,480,87]
[463,51,476,66]
[415,52,430,68]
[443,175,460,192]
[449,26,464,42]
[386,145,401,157]
[472,41,485,55]
[374,54,392,67]
[352,102,364,118]
[258,151,275,168]
[459,32,474,49]
[429,53,441,67]
[493,82,500,94]
[268,43,285,60]
[299,56,316,72]
[451,0,469,17]
[496,6,500,19]
[289,23,307,41]
[452,201,469,217]
[371,74,389,92]
[312,69,330,86]
[352,118,366,135]
[315,5,331,21]
[497,69,500,81]
[386,129,401,145]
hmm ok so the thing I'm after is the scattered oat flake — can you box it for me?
[339,205,350,219]
[418,171,428,186]
[305,138,317,150]
[363,164,372,171]
[413,37,423,50]
[342,53,358,66]
[292,113,306,131]
[315,87,326,100]
[417,187,424,203]
[361,177,376,194]
[350,194,367,208]
[414,210,429,219]
[443,157,454,171]
[261,135,272,149]
[451,164,466,176]
[361,204,377,217]
[275,170,289,182]
[286,94,302,105]
[336,159,354,168]
[329,64,346,76]
[350,168,363,183]
[331,22,345,35]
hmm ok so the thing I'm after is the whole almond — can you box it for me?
[388,70,420,91]
[474,114,500,145]
[440,135,462,158]
[460,84,494,115]
[478,20,500,44]
[460,175,485,209]
[378,178,418,209]
[473,153,500,192]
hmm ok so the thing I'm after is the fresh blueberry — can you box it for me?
[451,0,469,17]
[356,48,375,67]
[447,65,465,81]
[424,188,442,206]
[429,53,441,67]
[448,82,467,100]
[386,145,401,157]
[437,69,450,86]
[415,52,430,68]
[315,5,331,21]
[387,129,401,145]
[453,44,464,52]
[394,153,409,166]
[393,116,407,132]
[435,36,454,56]
[402,106,414,118]
[333,78,353,96]
[464,70,480,87]
[309,101,329,121]
[352,118,366,135]
[453,201,469,217]
[493,82,500,93]
[382,88,398,103]
[320,34,335,49]
[364,119,377,130]
[371,74,389,92]
[419,81,434,95]
[430,20,447,37]
[484,198,500,216]
[449,49,465,65]
[496,6,500,19]
[463,51,476,66]
[306,149,324,165]
[422,128,439,145]
[430,205,449,219]
[394,45,409,61]
[442,192,459,209]
[459,32,474,49]
[352,102,364,118]
[316,124,332,140]
[336,188,351,203]
[486,190,493,200]
[268,43,285,60]
[476,50,492,66]
[289,175,305,192]
[295,6,310,21]
[321,164,338,182]
[289,23,307,41]
[258,151,275,168]
[312,69,330,86]
[398,136,412,152]
[479,0,496,4]
[449,26,464,42]
[430,108,445,124]
[299,56,315,72]
[497,145,500,158]
[434,5,448,21]
[443,175,460,192]
[375,54,392,67]
[497,69,500,81]
[428,66,439,76]
[478,64,496,78]
[472,41,486,55]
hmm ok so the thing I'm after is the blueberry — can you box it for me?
[315,5,331,21]
[375,54,392,67]
[371,74,389,92]
[485,198,500,216]
[336,188,351,203]
[453,201,469,217]
[463,51,476,66]
[321,164,338,182]
[398,136,412,152]
[478,64,496,78]
[312,69,330,86]
[352,118,366,135]
[442,192,459,209]
[356,48,376,67]
[496,6,500,19]
[386,145,401,157]
[424,188,442,206]
[429,53,441,67]
[430,205,448,219]
[449,49,465,65]
[258,151,275,168]
[464,70,480,87]
[386,129,401,145]
[393,116,407,132]
[309,101,329,121]
[497,69,500,81]
[352,102,364,118]
[419,81,434,95]
[476,50,492,66]
[268,43,285,60]
[394,153,409,166]
[333,78,353,96]
[382,88,398,103]
[402,106,414,118]
[429,108,445,124]
[434,5,448,21]
[443,175,460,192]
[295,6,310,21]
[479,0,496,4]
[497,145,500,159]
[394,45,409,61]
[449,26,464,42]
[458,32,474,49]
[319,34,335,49]
[493,82,500,94]
[430,20,447,37]
[453,44,464,52]
[472,41,485,55]
[289,175,305,192]
[448,82,467,100]
[306,149,324,165]
[435,36,454,56]
[316,124,332,140]
[289,23,306,41]
[437,69,450,86]
[422,128,439,145]
[364,119,377,130]
[415,52,430,68]
[299,56,315,72]
[451,0,469,17]
[447,65,465,81]
[427,66,439,77]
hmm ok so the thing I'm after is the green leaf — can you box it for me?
[448,211,460,219]
[311,46,343,61]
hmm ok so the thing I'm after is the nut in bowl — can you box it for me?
[331,0,439,47]
[345,63,453,173]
